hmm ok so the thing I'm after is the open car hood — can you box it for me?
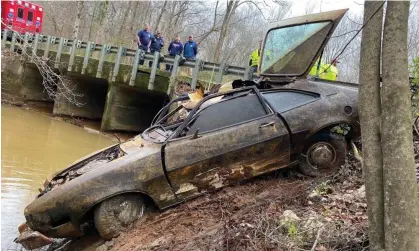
[260,9,348,80]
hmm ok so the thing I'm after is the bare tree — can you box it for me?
[358,2,384,250]
[381,1,419,249]
[72,1,84,40]
[1,22,84,106]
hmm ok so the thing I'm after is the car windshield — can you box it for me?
[261,21,332,76]
[141,100,191,143]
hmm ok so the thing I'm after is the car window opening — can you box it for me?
[142,89,260,143]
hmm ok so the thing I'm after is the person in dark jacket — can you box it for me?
[166,35,183,72]
[148,31,165,69]
[137,25,152,65]
[183,35,198,60]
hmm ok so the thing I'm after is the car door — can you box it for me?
[163,88,290,200]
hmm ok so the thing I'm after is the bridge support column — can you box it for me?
[19,63,53,102]
[52,73,108,119]
[101,84,167,132]
[1,58,52,102]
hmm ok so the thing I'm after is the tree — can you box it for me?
[72,1,84,40]
[381,1,419,250]
[360,1,419,250]
[213,0,239,63]
[358,2,385,250]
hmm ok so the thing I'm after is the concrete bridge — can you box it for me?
[1,30,254,132]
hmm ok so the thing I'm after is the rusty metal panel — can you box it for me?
[164,114,290,200]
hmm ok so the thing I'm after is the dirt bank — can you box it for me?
[104,156,367,251]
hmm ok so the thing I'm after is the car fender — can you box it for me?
[25,150,176,232]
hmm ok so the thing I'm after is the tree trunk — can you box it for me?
[358,2,385,251]
[382,1,419,250]
[72,1,84,40]
[87,2,99,41]
[155,0,168,32]
[128,1,140,34]
[214,0,239,63]
[118,1,132,43]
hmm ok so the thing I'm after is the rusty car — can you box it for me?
[19,8,359,248]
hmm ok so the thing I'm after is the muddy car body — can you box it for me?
[22,8,358,245]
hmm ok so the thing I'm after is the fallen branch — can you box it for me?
[311,226,324,251]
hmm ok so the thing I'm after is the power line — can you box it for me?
[316,1,386,78]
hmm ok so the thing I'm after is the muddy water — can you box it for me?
[1,105,116,250]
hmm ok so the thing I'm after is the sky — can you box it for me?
[287,0,364,17]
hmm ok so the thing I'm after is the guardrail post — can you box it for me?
[2,29,8,49]
[20,32,29,60]
[54,37,65,68]
[10,31,17,52]
[243,66,253,81]
[216,61,225,84]
[191,59,201,90]
[43,35,51,59]
[129,48,141,86]
[96,44,107,78]
[111,46,124,82]
[31,33,39,62]
[67,39,77,72]
[167,55,180,95]
[81,41,92,74]
[148,51,160,90]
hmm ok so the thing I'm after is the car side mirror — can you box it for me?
[190,128,200,140]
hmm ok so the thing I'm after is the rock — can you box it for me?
[282,210,300,222]
[355,185,365,199]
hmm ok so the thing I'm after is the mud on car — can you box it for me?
[19,8,359,249]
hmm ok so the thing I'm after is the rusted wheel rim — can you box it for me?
[307,142,336,169]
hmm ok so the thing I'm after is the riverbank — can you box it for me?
[1,96,136,142]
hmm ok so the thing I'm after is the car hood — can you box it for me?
[260,9,347,80]
[38,136,160,196]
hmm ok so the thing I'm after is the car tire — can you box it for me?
[94,194,145,240]
[298,133,347,177]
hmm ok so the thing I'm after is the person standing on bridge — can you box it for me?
[137,25,153,65]
[166,35,183,72]
[148,31,165,69]
[183,35,198,60]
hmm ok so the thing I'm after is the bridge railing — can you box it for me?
[1,29,255,95]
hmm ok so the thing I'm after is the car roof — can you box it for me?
[269,79,358,97]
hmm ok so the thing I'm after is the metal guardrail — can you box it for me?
[1,29,255,93]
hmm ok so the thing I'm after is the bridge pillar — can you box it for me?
[1,58,52,102]
[20,63,53,102]
[101,84,167,132]
[52,72,108,119]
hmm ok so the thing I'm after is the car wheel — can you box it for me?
[94,194,145,240]
[298,133,347,177]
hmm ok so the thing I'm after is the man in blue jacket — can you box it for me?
[148,31,165,69]
[137,25,152,65]
[166,35,183,72]
[183,35,198,60]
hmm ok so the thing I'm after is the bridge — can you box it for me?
[1,29,255,132]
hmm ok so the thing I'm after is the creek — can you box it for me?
[1,104,116,250]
